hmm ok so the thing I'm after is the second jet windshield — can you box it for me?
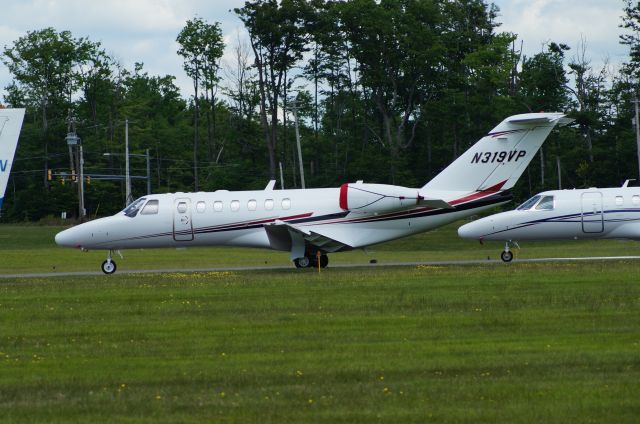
[516,195,541,211]
[122,197,147,217]
[516,194,555,211]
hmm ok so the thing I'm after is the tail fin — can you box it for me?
[0,108,26,211]
[422,112,571,192]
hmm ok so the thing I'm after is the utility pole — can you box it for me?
[66,109,75,187]
[633,97,640,181]
[146,148,151,195]
[291,101,305,189]
[125,119,131,205]
[65,118,85,220]
[79,144,85,219]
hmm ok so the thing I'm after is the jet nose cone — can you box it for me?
[55,227,78,248]
[458,221,484,239]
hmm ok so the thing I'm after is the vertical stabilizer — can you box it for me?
[0,108,26,211]
[422,113,570,193]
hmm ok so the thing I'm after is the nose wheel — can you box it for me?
[500,241,518,262]
[101,250,117,274]
[500,250,513,262]
[101,259,117,274]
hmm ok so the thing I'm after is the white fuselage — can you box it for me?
[458,187,640,242]
[55,186,509,252]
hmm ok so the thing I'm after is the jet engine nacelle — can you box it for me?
[339,183,425,214]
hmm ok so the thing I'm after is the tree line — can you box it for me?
[2,0,640,221]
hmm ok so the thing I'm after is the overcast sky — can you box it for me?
[0,0,632,103]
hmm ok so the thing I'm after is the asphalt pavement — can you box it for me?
[2,256,640,279]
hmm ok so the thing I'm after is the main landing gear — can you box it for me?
[294,253,329,269]
[500,241,519,263]
[101,250,117,274]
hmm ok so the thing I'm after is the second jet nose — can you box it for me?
[458,219,489,239]
[55,227,80,248]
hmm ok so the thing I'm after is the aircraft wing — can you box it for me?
[418,198,454,209]
[264,221,352,260]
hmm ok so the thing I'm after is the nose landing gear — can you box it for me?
[500,241,519,262]
[101,250,118,274]
[500,249,513,263]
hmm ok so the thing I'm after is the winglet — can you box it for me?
[265,180,276,191]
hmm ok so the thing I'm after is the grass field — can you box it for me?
[1,224,640,422]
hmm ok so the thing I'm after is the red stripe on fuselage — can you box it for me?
[448,180,506,206]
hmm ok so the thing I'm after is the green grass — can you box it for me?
[1,222,640,274]
[1,264,639,422]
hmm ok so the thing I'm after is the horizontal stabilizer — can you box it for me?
[507,115,574,126]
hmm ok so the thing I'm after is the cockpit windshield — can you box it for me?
[516,194,555,211]
[516,195,541,211]
[535,195,555,210]
[122,197,147,218]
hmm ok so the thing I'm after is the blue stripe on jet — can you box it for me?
[480,209,640,237]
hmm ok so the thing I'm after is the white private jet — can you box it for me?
[0,108,26,214]
[458,181,640,262]
[55,112,570,274]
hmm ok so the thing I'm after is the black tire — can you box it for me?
[101,259,117,274]
[500,250,513,262]
[320,254,329,268]
[294,256,311,268]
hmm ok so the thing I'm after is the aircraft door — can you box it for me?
[581,192,603,233]
[173,198,194,241]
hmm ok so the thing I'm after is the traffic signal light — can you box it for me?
[47,169,52,181]
[86,175,91,185]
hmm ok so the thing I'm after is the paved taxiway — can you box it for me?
[2,256,640,279]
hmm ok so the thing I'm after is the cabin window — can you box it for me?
[140,199,159,215]
[517,195,541,211]
[123,197,146,217]
[196,201,206,213]
[177,202,188,214]
[265,199,274,210]
[281,198,291,210]
[535,196,554,211]
[213,201,223,212]
[615,196,624,207]
[633,195,640,206]
[248,199,257,211]
[231,200,240,211]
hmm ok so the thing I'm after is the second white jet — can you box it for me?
[458,181,640,261]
